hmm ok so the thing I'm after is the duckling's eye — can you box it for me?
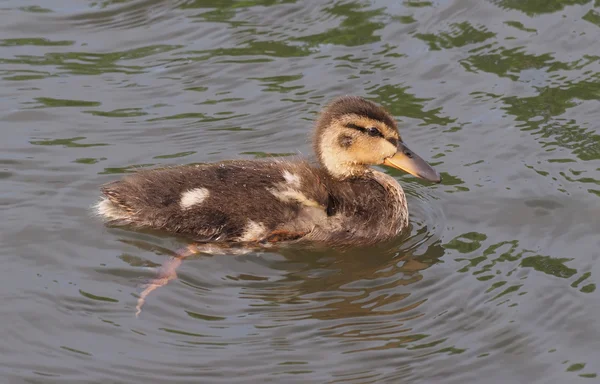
[367,127,381,137]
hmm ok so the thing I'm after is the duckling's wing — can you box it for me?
[96,160,330,242]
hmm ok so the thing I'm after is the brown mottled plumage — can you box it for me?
[95,96,441,247]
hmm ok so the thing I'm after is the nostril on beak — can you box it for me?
[404,150,414,159]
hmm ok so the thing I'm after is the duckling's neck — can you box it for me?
[319,154,369,179]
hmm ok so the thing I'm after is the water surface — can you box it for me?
[1,0,600,383]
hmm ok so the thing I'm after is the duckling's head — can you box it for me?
[313,96,441,182]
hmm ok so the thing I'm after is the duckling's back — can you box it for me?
[95,160,331,242]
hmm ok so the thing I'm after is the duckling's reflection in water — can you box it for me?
[132,224,444,317]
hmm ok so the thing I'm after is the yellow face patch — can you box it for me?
[315,113,402,178]
[332,114,399,163]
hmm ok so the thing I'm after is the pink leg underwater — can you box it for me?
[134,243,257,316]
[135,244,200,317]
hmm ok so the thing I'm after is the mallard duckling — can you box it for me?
[95,96,440,246]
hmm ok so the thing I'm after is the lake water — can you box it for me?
[1,1,600,383]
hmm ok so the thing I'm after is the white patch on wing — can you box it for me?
[180,187,210,209]
[94,198,129,221]
[238,220,267,242]
[272,189,321,208]
[282,170,301,187]
[269,171,321,208]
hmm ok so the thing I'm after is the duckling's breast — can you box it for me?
[370,170,409,233]
[304,170,409,245]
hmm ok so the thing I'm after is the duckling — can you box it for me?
[95,96,441,247]
[96,96,442,315]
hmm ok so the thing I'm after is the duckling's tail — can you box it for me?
[94,197,133,223]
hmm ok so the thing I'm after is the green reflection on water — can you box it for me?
[521,255,576,278]
[462,47,568,80]
[19,5,53,13]
[148,112,206,121]
[180,0,296,9]
[154,151,197,159]
[91,0,135,8]
[294,2,385,47]
[404,1,433,7]
[369,85,455,126]
[179,0,296,26]
[228,42,307,59]
[501,86,600,161]
[34,97,101,108]
[60,346,92,356]
[448,234,596,295]
[200,97,244,105]
[568,363,586,371]
[160,328,209,337]
[84,108,148,117]
[30,137,109,148]
[180,40,311,62]
[185,310,226,321]
[562,360,599,379]
[0,45,181,76]
[394,15,417,24]
[444,232,487,254]
[548,158,577,163]
[415,22,495,51]
[439,172,468,192]
[503,81,600,119]
[504,21,537,33]
[560,170,600,185]
[185,86,209,93]
[0,38,73,47]
[2,70,52,81]
[583,9,600,27]
[571,271,592,288]
[423,346,466,356]
[78,289,119,303]
[406,337,445,351]
[74,157,106,164]
[588,189,600,198]
[493,0,592,15]
[118,254,161,268]
[249,74,304,93]
[489,284,522,301]
[147,112,246,123]
[525,164,550,177]
[99,164,155,174]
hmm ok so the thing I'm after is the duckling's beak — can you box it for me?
[383,142,441,183]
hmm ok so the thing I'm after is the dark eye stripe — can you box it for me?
[344,123,384,138]
[345,123,366,132]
